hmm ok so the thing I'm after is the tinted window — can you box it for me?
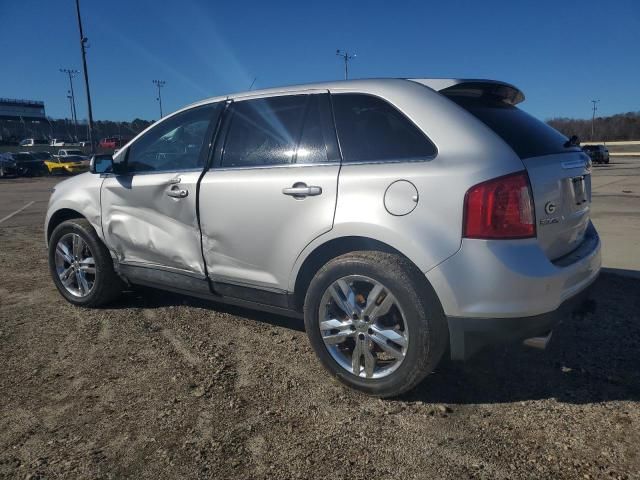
[221,94,335,168]
[127,104,219,173]
[297,95,337,164]
[447,95,579,159]
[332,94,437,163]
[14,153,35,162]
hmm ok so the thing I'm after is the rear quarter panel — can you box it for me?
[288,80,524,291]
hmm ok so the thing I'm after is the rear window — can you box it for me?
[447,96,579,159]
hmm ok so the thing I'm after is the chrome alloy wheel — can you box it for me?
[54,233,96,297]
[318,275,409,379]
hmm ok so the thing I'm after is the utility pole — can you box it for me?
[591,99,600,141]
[336,49,356,80]
[75,0,95,153]
[60,68,79,140]
[67,93,75,126]
[153,80,166,118]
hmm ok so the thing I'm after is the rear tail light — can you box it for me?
[463,171,536,239]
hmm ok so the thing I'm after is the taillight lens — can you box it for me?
[463,171,536,239]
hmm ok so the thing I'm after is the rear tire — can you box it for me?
[303,251,448,398]
[48,218,124,307]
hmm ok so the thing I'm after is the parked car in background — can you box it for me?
[57,149,88,161]
[44,155,89,175]
[23,138,49,146]
[13,152,48,176]
[28,151,54,162]
[50,138,79,147]
[0,152,18,177]
[583,144,610,164]
[98,136,130,150]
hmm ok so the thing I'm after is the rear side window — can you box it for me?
[447,96,578,159]
[331,94,437,163]
[221,94,337,168]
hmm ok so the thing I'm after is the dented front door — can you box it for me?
[99,103,222,276]
[101,170,205,275]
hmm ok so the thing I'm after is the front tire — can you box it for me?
[48,218,123,307]
[303,251,448,397]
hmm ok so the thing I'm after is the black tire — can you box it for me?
[303,251,448,398]
[48,218,124,307]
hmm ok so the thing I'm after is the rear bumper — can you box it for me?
[425,222,601,360]
[446,284,593,360]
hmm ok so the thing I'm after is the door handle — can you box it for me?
[282,183,322,199]
[166,185,188,198]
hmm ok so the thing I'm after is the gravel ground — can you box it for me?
[0,185,639,479]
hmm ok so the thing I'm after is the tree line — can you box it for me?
[3,111,640,146]
[546,112,640,142]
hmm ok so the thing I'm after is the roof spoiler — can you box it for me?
[409,78,525,105]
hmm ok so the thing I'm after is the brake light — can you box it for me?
[463,171,536,239]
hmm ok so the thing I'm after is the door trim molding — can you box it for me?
[115,263,299,314]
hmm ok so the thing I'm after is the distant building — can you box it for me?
[0,99,49,143]
[0,98,46,121]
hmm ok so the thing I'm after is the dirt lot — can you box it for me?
[1,169,639,479]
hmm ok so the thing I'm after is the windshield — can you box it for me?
[65,150,84,155]
[14,153,35,162]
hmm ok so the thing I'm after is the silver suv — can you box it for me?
[45,78,601,397]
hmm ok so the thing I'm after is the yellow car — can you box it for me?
[45,156,90,175]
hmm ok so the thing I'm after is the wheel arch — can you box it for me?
[292,236,432,311]
[46,208,86,242]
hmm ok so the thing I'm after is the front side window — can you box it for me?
[220,94,336,168]
[126,104,220,173]
[332,94,437,163]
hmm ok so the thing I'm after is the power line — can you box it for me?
[59,68,79,140]
[591,99,600,141]
[336,49,356,80]
[152,80,166,118]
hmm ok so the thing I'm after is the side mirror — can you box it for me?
[112,148,129,175]
[89,154,113,174]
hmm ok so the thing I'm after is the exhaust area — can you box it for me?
[523,331,553,350]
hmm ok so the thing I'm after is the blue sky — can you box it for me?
[1,0,638,121]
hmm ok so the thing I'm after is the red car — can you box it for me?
[98,136,130,150]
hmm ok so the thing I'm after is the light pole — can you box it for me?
[336,49,356,80]
[74,0,95,153]
[153,80,166,118]
[590,99,600,141]
[67,93,75,126]
[60,68,79,140]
